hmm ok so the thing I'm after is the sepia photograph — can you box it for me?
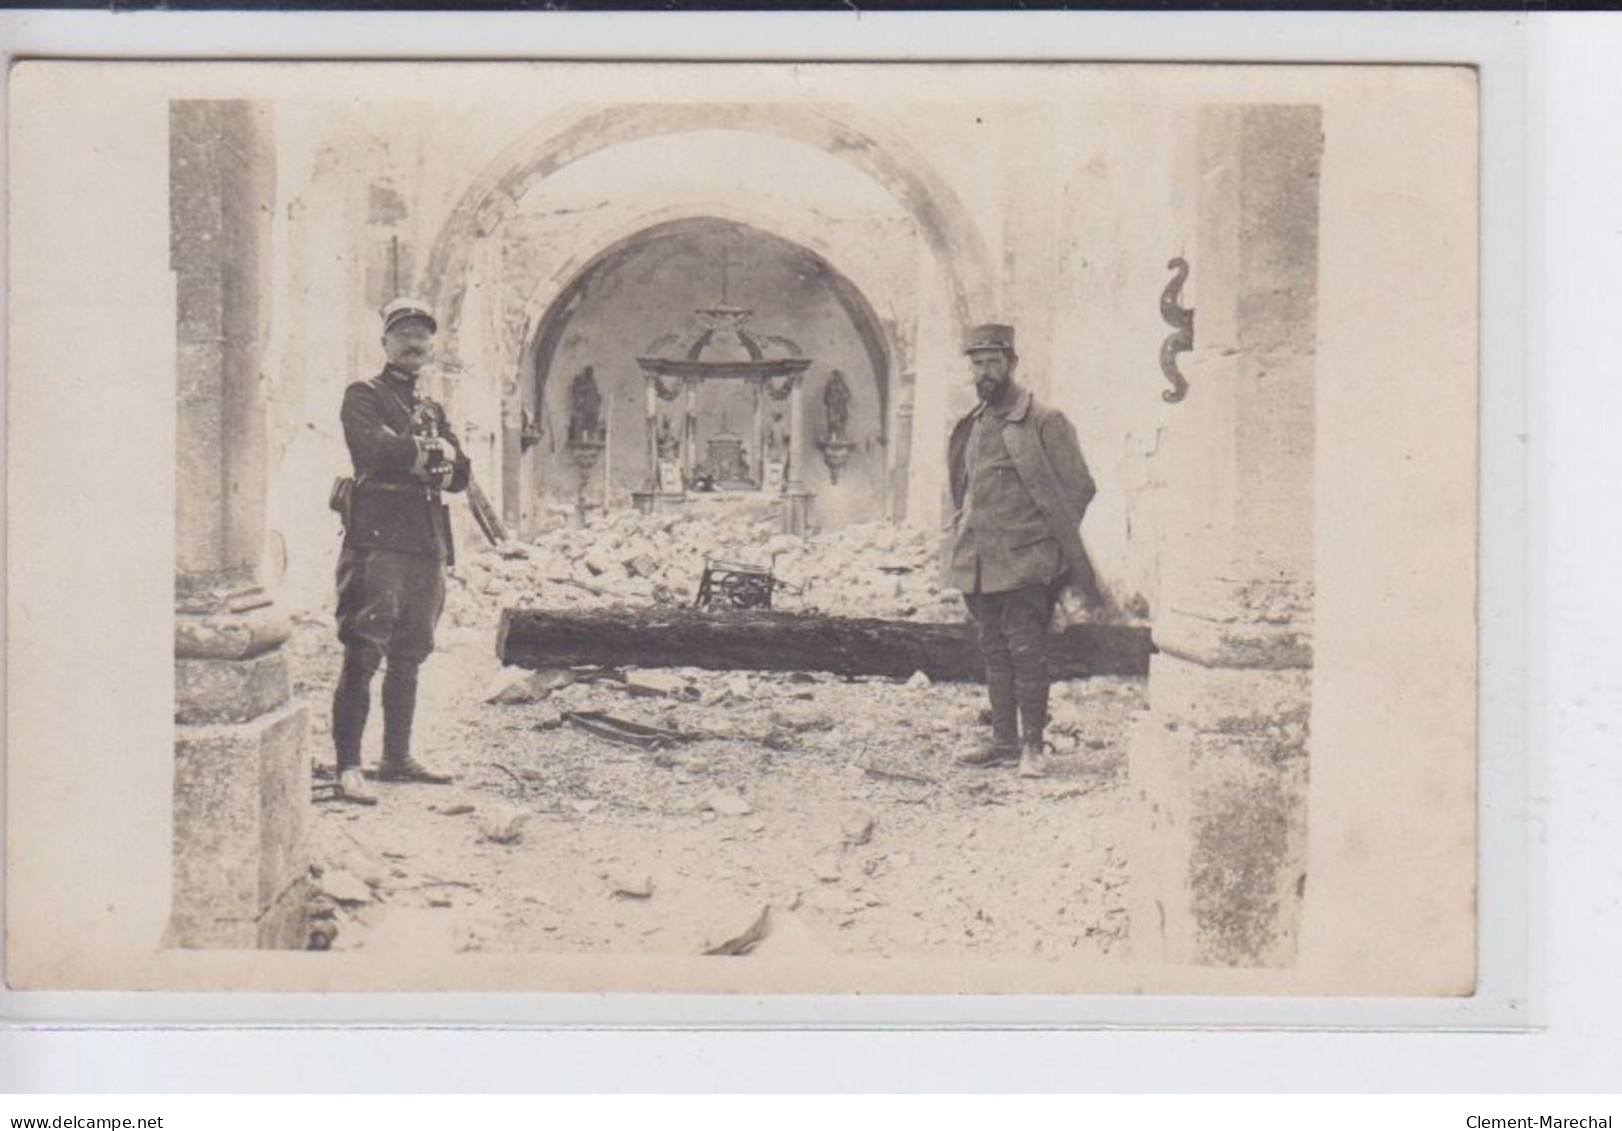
[7,59,1479,1002]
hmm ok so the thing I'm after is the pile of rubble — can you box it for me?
[445,498,970,629]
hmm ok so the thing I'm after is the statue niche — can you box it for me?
[564,364,606,523]
[655,415,684,496]
[566,365,607,446]
[816,369,857,484]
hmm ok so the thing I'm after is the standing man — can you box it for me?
[330,297,470,804]
[946,323,1098,779]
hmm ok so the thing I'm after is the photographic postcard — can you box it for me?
[5,58,1478,1003]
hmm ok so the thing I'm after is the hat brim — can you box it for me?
[385,312,438,334]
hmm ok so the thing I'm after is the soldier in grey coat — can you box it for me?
[945,323,1098,778]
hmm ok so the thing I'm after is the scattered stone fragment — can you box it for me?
[479,803,530,844]
[769,704,835,733]
[319,869,374,906]
[811,855,842,883]
[569,799,602,816]
[625,670,695,699]
[704,904,772,956]
[440,804,476,817]
[609,873,655,899]
[842,814,877,847]
[484,666,576,705]
[906,670,933,690]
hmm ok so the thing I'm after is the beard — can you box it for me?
[975,375,1010,403]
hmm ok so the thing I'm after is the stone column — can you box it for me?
[783,375,812,533]
[752,377,766,487]
[889,376,915,523]
[169,100,309,950]
[683,377,699,482]
[1127,104,1322,968]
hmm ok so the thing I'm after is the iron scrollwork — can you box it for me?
[1159,257,1194,404]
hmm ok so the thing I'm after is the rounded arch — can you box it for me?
[506,191,911,409]
[420,102,993,356]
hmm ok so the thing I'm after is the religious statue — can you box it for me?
[567,365,605,444]
[822,370,852,443]
[817,371,856,485]
[764,418,783,463]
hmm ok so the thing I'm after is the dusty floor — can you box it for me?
[289,520,1145,963]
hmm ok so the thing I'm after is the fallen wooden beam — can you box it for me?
[496,606,1152,681]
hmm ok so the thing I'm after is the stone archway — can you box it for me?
[418,103,994,365]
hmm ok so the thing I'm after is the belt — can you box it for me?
[357,479,435,499]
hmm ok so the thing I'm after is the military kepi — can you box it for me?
[380,296,438,334]
[963,322,1016,354]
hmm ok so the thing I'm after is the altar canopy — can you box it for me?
[635,304,814,523]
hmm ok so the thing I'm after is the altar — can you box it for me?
[632,303,815,531]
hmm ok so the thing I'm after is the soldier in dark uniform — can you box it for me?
[330,297,470,804]
[945,323,1099,779]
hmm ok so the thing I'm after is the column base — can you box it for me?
[782,489,813,535]
[166,701,309,950]
[1127,652,1310,968]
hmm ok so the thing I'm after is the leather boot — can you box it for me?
[331,642,381,774]
[377,657,452,784]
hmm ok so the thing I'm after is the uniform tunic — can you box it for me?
[947,393,1065,595]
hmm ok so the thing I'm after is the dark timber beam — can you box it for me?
[496,607,1152,682]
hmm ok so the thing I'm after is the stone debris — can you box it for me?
[444,508,963,630]
[811,855,843,883]
[479,803,530,844]
[608,873,655,900]
[485,666,576,705]
[704,904,772,956]
[905,670,932,690]
[624,670,697,699]
[768,703,835,733]
[292,593,1144,962]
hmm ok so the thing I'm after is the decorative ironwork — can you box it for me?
[519,407,543,453]
[694,558,803,610]
[1159,257,1195,404]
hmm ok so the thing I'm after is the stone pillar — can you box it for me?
[682,378,699,482]
[169,100,310,950]
[889,376,915,523]
[752,377,766,487]
[1127,105,1322,968]
[783,375,812,533]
